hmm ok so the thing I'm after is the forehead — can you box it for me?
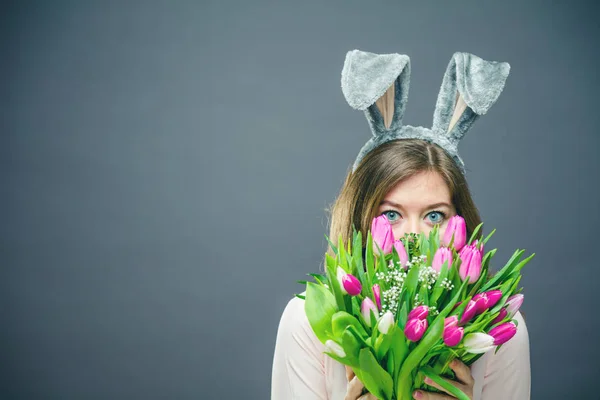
[383,171,452,205]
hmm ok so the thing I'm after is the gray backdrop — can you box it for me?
[2,1,599,399]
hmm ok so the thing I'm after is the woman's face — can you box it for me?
[377,170,457,239]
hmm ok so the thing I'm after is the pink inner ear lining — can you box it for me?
[375,82,396,130]
[447,93,468,134]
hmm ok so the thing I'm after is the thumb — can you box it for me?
[345,366,355,382]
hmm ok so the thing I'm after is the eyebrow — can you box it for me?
[379,200,453,210]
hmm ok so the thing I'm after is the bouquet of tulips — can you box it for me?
[297,215,533,400]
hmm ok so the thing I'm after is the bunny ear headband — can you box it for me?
[341,50,510,174]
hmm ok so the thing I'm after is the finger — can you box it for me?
[423,376,467,397]
[345,366,355,382]
[448,359,474,386]
[344,376,365,400]
[413,389,454,400]
[358,394,377,400]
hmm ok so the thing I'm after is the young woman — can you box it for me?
[271,51,531,400]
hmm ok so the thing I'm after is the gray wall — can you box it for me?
[2,1,598,398]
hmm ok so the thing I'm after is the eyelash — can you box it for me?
[382,209,448,223]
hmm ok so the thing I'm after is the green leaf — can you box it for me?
[304,282,338,343]
[338,235,348,270]
[374,330,394,361]
[359,348,393,400]
[388,327,408,383]
[402,264,420,309]
[398,302,408,328]
[420,366,470,400]
[339,329,362,367]
[482,228,497,246]
[418,284,429,306]
[325,234,338,255]
[325,253,346,312]
[479,249,525,292]
[467,222,484,245]
[431,261,450,304]
[332,311,368,339]
[365,233,375,292]
[308,273,328,285]
[428,225,440,262]
[352,231,365,283]
[295,294,305,300]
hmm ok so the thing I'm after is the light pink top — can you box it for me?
[271,296,530,400]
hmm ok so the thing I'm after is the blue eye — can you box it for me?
[382,210,401,222]
[427,211,446,224]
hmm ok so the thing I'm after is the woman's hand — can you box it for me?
[344,366,377,400]
[413,359,474,400]
[344,359,474,400]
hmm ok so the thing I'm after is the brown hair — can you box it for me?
[327,139,481,257]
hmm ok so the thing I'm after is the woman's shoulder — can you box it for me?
[277,293,311,334]
[275,293,325,356]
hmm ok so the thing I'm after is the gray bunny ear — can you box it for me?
[341,49,410,135]
[432,52,510,144]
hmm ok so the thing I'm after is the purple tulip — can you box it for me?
[407,305,429,321]
[341,273,362,296]
[505,294,524,318]
[491,308,508,325]
[405,318,428,342]
[488,322,517,345]
[472,290,503,314]
[361,297,379,326]
[373,284,382,311]
[393,239,409,268]
[441,215,467,251]
[432,247,453,273]
[459,245,482,283]
[444,315,459,329]
[371,215,394,254]
[459,299,478,325]
[443,324,464,347]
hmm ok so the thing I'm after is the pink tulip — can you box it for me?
[472,290,503,314]
[393,239,409,268]
[373,284,382,311]
[505,294,524,318]
[341,274,362,296]
[371,215,394,254]
[432,247,453,273]
[488,322,517,345]
[491,308,508,325]
[441,215,467,251]
[361,297,379,326]
[444,316,459,329]
[459,245,482,283]
[405,318,428,342]
[407,305,429,321]
[459,299,478,325]
[443,325,464,347]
